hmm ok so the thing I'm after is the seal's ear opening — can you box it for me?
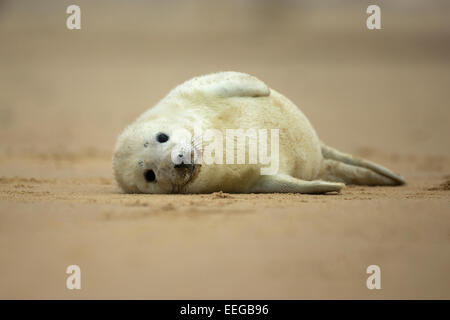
[144,169,156,182]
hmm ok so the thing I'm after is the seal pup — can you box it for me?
[113,72,405,194]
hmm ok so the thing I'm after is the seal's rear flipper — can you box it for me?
[250,174,344,194]
[320,143,405,186]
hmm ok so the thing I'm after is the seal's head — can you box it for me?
[113,121,201,194]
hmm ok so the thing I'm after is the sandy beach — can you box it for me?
[0,1,449,299]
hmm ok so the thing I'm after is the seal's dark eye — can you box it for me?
[144,169,156,182]
[156,132,169,143]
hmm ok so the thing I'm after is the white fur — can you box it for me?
[113,71,404,194]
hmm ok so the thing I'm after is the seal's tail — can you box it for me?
[319,143,405,186]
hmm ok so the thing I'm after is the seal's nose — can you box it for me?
[172,149,195,170]
[174,154,195,170]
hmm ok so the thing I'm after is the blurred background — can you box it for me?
[0,0,449,300]
[0,0,449,161]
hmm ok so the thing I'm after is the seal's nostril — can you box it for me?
[178,154,183,158]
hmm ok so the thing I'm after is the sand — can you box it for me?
[0,1,449,299]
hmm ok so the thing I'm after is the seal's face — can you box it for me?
[113,123,201,194]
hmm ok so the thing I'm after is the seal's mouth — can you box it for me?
[168,135,202,193]
[171,163,201,193]
[174,162,196,170]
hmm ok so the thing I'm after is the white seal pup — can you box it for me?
[113,72,405,194]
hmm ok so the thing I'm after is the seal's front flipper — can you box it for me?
[320,143,405,186]
[250,174,344,194]
[171,71,270,98]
